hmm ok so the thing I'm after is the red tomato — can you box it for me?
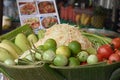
[111,37,120,49]
[97,44,114,59]
[81,62,87,65]
[109,53,120,63]
[107,60,112,64]
[115,49,120,56]
[97,54,104,62]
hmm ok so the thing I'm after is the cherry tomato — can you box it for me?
[109,53,120,63]
[97,44,114,59]
[111,37,120,49]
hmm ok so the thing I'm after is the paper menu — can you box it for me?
[17,0,60,30]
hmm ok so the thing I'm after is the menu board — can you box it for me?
[17,0,60,31]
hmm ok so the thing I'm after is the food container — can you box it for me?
[0,25,120,80]
[0,25,64,80]
[81,28,120,38]
[50,62,120,80]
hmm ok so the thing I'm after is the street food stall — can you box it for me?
[0,0,120,80]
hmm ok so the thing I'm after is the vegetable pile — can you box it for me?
[97,38,120,64]
[0,24,120,67]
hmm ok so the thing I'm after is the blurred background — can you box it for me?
[56,0,120,32]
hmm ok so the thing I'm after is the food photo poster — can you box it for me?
[17,0,60,32]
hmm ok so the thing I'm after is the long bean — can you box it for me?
[82,32,112,49]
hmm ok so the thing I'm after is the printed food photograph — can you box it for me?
[19,2,37,15]
[22,17,40,29]
[38,1,56,14]
[41,16,58,28]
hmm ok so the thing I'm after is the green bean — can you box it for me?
[82,32,112,49]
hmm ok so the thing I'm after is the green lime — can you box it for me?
[77,51,89,62]
[48,47,56,52]
[87,55,98,64]
[43,49,56,62]
[35,52,42,61]
[68,57,80,67]
[86,47,97,54]
[4,59,15,65]
[44,38,57,50]
[53,54,68,66]
[68,41,81,55]
[37,29,45,39]
[56,45,71,58]
[37,45,45,52]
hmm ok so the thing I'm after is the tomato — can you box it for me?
[97,44,114,59]
[115,49,120,56]
[97,54,103,62]
[109,53,120,63]
[81,62,87,65]
[107,60,112,64]
[111,37,120,49]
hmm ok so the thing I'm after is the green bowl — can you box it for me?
[50,62,120,80]
[0,24,120,80]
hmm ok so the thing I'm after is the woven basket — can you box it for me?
[0,61,64,80]
[0,25,120,80]
[50,62,120,80]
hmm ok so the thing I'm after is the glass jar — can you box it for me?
[3,0,19,21]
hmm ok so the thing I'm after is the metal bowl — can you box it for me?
[81,28,120,38]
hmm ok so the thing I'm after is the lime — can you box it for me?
[56,45,71,58]
[47,47,56,52]
[77,51,89,62]
[68,57,80,67]
[86,47,97,54]
[87,55,98,64]
[4,59,15,65]
[44,38,57,50]
[43,49,56,62]
[37,45,45,52]
[37,29,45,39]
[53,54,68,66]
[35,52,42,61]
[68,41,81,55]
